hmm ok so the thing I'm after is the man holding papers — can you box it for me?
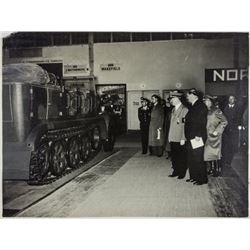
[185,88,208,185]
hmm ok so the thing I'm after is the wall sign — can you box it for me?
[205,68,248,83]
[100,63,121,71]
[64,64,89,74]
[21,59,63,64]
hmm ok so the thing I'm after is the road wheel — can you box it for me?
[37,139,50,178]
[67,136,81,168]
[80,135,92,161]
[91,127,101,151]
[49,140,67,176]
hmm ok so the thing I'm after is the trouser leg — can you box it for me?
[206,161,213,175]
[193,146,207,183]
[187,142,196,180]
[172,142,187,177]
[178,144,187,178]
[213,160,221,177]
[217,160,222,176]
[170,142,178,175]
[141,126,149,154]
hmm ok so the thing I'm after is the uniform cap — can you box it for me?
[203,95,216,101]
[187,88,199,96]
[140,97,150,103]
[169,90,182,98]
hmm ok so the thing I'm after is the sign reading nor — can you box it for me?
[205,68,248,83]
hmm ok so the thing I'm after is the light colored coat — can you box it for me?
[204,108,228,161]
[168,104,189,142]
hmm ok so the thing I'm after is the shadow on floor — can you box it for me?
[115,130,141,148]
[208,151,248,217]
[116,131,248,217]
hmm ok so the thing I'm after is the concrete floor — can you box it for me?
[3,150,116,216]
[4,131,248,217]
[18,149,217,217]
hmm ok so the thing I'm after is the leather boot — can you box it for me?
[217,160,222,176]
[206,161,212,175]
[213,161,219,177]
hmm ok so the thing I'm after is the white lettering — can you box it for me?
[227,69,238,81]
[240,69,248,80]
[213,70,225,82]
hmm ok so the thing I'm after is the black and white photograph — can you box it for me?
[1,1,250,250]
[1,31,248,218]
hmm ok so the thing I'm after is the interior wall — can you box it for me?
[3,39,235,95]
[94,39,234,93]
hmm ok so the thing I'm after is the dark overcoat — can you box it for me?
[148,103,164,147]
[184,100,208,183]
[184,100,208,142]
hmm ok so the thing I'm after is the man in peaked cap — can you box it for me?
[184,88,208,185]
[168,90,189,179]
[138,97,151,154]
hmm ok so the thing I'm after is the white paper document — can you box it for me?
[190,137,204,149]
[157,129,161,140]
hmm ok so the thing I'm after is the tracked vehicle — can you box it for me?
[2,63,115,184]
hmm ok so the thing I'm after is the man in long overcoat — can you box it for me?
[184,88,208,185]
[221,95,241,167]
[148,95,164,156]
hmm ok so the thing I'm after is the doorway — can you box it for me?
[127,90,159,130]
[96,84,127,134]
[38,63,63,82]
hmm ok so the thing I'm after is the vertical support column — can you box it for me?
[88,32,94,77]
[88,32,96,113]
[233,34,239,68]
[69,32,72,45]
[110,32,113,43]
[149,32,152,41]
[233,35,242,102]
[50,33,54,46]
[130,32,133,42]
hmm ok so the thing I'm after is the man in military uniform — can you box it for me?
[168,90,189,179]
[138,97,151,154]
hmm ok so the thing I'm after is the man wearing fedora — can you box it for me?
[168,90,189,179]
[185,88,208,185]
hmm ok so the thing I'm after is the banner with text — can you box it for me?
[205,68,248,83]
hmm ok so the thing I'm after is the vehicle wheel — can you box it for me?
[67,136,81,168]
[91,127,101,151]
[49,140,67,176]
[103,126,116,152]
[37,140,50,178]
[80,135,92,161]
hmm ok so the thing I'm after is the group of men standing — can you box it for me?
[138,88,242,186]
[168,88,208,185]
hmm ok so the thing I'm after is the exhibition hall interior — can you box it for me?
[1,32,248,217]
